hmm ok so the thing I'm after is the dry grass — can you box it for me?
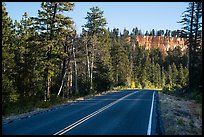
[159,92,202,135]
[3,89,121,123]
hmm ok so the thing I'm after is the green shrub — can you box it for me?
[163,84,172,93]
[141,80,154,89]
[113,86,127,90]
[37,101,52,108]
[172,84,182,90]
[136,83,142,89]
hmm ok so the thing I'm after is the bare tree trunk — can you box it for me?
[84,34,90,79]
[70,66,73,96]
[72,39,78,95]
[57,41,67,97]
[57,71,67,96]
[47,45,52,101]
[90,47,94,91]
[67,64,73,97]
[130,43,133,76]
[44,69,47,101]
[44,67,51,101]
[90,36,97,92]
[47,76,51,100]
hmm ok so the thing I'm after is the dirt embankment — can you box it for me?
[159,92,202,135]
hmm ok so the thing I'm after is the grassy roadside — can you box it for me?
[158,86,202,135]
[162,87,202,104]
[3,87,130,120]
[159,90,202,135]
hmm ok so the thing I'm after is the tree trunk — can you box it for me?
[90,43,94,91]
[67,64,73,97]
[57,71,67,96]
[72,39,78,95]
[188,2,195,91]
[57,42,67,97]
[46,45,52,101]
[45,2,58,101]
[116,64,118,85]
[192,2,201,86]
[44,68,48,101]
[47,76,51,100]
[85,36,90,79]
[130,37,134,75]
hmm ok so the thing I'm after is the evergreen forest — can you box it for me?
[2,2,202,116]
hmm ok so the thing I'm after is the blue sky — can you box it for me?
[5,2,188,34]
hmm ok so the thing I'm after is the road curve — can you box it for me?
[3,89,159,135]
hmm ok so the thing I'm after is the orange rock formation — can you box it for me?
[128,36,188,54]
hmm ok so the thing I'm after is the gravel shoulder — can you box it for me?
[159,91,202,135]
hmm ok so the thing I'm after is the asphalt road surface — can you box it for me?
[3,89,159,135]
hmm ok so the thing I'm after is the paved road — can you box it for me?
[3,89,159,135]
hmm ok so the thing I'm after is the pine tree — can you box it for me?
[31,2,75,101]
[120,28,133,82]
[111,39,131,87]
[161,67,166,88]
[144,52,152,84]
[171,63,178,86]
[89,34,98,92]
[156,30,161,36]
[122,28,129,37]
[2,3,19,108]
[161,30,165,36]
[151,63,156,86]
[74,33,90,96]
[178,2,202,90]
[178,64,186,87]
[150,29,155,36]
[155,63,161,88]
[131,27,138,36]
[83,6,108,93]
[81,32,91,81]
[13,12,37,99]
[111,28,119,39]
[141,67,147,89]
[183,66,189,86]
[192,2,202,87]
[166,65,173,87]
[83,6,107,36]
[145,31,149,36]
[94,30,113,92]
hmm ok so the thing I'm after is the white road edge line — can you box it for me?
[53,90,140,135]
[147,91,155,135]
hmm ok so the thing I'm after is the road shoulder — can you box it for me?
[159,91,202,135]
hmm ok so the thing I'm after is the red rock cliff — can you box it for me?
[128,36,188,54]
